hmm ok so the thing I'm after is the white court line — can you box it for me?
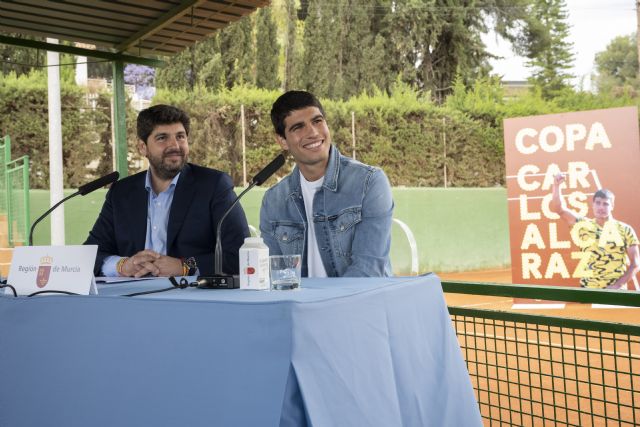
[511,303,566,309]
[592,304,639,309]
[454,330,640,359]
[457,299,513,309]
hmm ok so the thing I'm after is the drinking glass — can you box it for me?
[269,254,301,290]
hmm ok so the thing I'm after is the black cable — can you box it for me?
[28,290,80,297]
[1,278,196,298]
[0,284,17,297]
[169,276,200,289]
[122,286,177,297]
[122,276,196,297]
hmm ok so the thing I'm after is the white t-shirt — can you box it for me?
[300,172,328,278]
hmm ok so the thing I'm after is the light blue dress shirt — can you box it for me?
[101,171,180,276]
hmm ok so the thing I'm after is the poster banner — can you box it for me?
[504,106,640,289]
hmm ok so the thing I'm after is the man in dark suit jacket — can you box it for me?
[85,105,249,277]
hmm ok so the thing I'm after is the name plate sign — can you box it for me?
[7,245,98,296]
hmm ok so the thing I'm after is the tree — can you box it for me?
[124,64,156,99]
[341,0,390,97]
[156,16,257,92]
[299,0,339,97]
[385,0,546,103]
[594,33,638,95]
[156,34,228,92]
[298,0,391,99]
[219,16,255,88]
[0,36,45,76]
[282,0,299,90]
[525,0,574,99]
[0,70,109,188]
[195,36,225,90]
[156,1,550,102]
[156,46,198,91]
[255,7,281,90]
[386,0,464,102]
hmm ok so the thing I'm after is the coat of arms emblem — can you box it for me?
[36,255,53,288]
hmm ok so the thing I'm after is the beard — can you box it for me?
[147,148,187,180]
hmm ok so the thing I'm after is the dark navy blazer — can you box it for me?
[85,163,249,276]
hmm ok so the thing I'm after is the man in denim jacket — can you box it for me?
[260,91,394,277]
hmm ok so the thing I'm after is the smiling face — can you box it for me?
[592,195,614,222]
[276,106,331,181]
[138,122,189,181]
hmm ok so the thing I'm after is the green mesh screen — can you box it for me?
[6,156,29,246]
[0,135,10,214]
[450,308,640,426]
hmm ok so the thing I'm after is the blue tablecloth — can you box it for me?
[0,274,481,427]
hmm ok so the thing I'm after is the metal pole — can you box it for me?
[47,38,65,245]
[110,97,117,171]
[442,117,448,188]
[351,111,356,160]
[75,53,88,87]
[112,60,128,177]
[241,104,247,187]
[22,157,30,245]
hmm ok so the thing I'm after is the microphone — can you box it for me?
[29,171,119,246]
[252,154,286,186]
[198,153,285,289]
[78,171,120,195]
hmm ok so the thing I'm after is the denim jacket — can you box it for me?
[260,145,393,277]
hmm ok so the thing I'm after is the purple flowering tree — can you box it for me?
[124,64,156,100]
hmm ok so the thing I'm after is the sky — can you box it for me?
[484,0,637,90]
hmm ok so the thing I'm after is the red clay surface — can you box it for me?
[437,269,640,325]
[437,269,640,425]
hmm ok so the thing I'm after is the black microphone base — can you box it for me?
[196,275,238,289]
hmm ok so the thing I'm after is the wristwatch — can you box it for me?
[182,257,198,276]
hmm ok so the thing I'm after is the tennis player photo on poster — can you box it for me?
[504,106,640,290]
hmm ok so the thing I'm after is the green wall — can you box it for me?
[28,187,510,274]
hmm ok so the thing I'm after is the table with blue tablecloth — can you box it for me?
[0,274,481,427]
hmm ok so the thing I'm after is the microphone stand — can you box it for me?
[28,171,119,246]
[197,184,255,289]
[29,191,80,246]
[197,153,285,289]
[214,183,255,275]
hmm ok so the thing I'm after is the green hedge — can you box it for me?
[0,71,113,189]
[153,86,505,187]
[4,72,640,190]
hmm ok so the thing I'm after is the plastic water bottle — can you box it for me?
[239,237,270,290]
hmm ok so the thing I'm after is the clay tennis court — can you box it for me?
[438,268,640,325]
[436,268,640,426]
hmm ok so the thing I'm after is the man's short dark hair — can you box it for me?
[137,104,190,143]
[270,91,325,137]
[593,188,615,202]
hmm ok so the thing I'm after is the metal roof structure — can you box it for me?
[0,0,269,64]
[0,0,270,178]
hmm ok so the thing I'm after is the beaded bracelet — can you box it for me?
[116,257,129,276]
